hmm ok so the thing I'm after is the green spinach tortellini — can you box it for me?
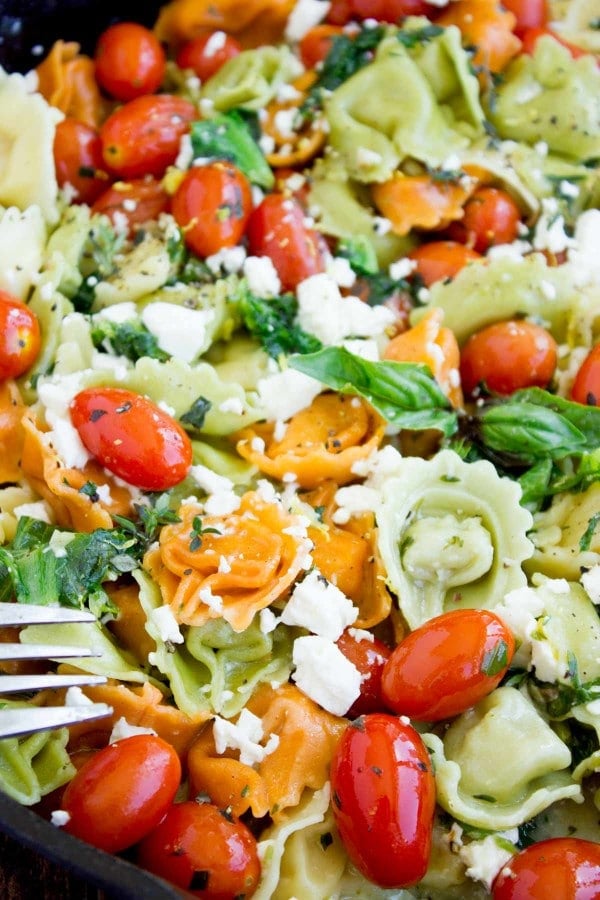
[0,719,75,805]
[200,45,302,112]
[375,450,533,629]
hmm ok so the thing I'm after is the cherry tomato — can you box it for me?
[460,319,557,397]
[331,713,435,888]
[571,344,600,406]
[327,0,431,25]
[176,31,242,82]
[520,26,592,59]
[53,118,110,205]
[62,735,181,853]
[501,0,548,35]
[492,838,600,899]
[299,25,345,69]
[91,177,170,236]
[0,290,41,380]
[70,387,192,490]
[95,22,166,101]
[336,630,391,717]
[137,801,261,897]
[172,161,252,258]
[381,609,515,721]
[408,240,482,286]
[246,193,328,291]
[100,95,197,179]
[448,187,522,253]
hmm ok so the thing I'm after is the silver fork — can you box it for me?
[0,604,113,739]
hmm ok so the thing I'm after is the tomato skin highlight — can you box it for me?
[176,31,242,82]
[94,22,166,101]
[571,344,600,407]
[100,95,197,179]
[460,319,558,397]
[172,161,252,258]
[381,609,515,721]
[70,387,192,490]
[408,240,482,286]
[492,838,600,900]
[246,193,328,292]
[336,630,391,717]
[62,735,181,853]
[0,291,41,381]
[330,713,435,888]
[447,187,522,253]
[53,118,110,205]
[137,801,261,898]
[91,178,170,236]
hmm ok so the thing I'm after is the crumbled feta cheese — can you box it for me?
[532,198,575,254]
[151,605,185,645]
[50,810,71,828]
[199,586,224,613]
[285,0,331,41]
[260,607,279,634]
[292,635,362,715]
[258,133,276,155]
[327,256,356,288]
[389,257,416,280]
[141,302,215,363]
[65,686,94,707]
[281,569,358,639]
[37,373,92,469]
[567,209,600,287]
[582,565,600,604]
[273,107,298,138]
[332,484,381,523]
[213,709,280,766]
[175,133,194,169]
[296,273,395,344]
[218,396,244,415]
[348,627,375,643]
[13,501,53,523]
[256,367,322,421]
[459,834,517,890]
[203,30,227,57]
[109,717,157,743]
[206,245,247,274]
[356,146,383,169]
[243,255,282,297]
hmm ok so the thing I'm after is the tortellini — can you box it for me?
[0,206,46,300]
[375,449,533,629]
[525,482,600,581]
[0,720,75,805]
[200,45,302,112]
[426,686,582,830]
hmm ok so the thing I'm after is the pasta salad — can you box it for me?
[1,0,600,896]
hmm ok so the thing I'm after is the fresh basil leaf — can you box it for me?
[481,639,509,677]
[478,402,587,462]
[180,396,212,433]
[190,112,274,189]
[512,388,600,450]
[518,458,554,507]
[289,346,458,436]
[580,512,600,551]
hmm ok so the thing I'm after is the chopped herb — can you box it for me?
[92,319,169,363]
[396,24,443,49]
[580,512,600,551]
[79,481,100,502]
[189,516,222,552]
[180,397,212,434]
[480,639,509,677]
[320,832,334,850]
[238,289,322,359]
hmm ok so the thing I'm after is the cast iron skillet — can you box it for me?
[0,3,191,895]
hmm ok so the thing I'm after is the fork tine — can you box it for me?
[0,704,113,739]
[0,605,97,627]
[0,674,108,694]
[0,643,101,661]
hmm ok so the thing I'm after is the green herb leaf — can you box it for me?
[289,347,458,436]
[189,516,222,552]
[239,290,322,359]
[180,397,212,434]
[580,512,600,551]
[512,387,600,450]
[477,402,587,463]
[336,236,379,276]
[91,319,169,363]
[190,111,274,189]
[396,23,444,49]
[481,639,509,677]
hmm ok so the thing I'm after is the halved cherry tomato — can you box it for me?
[381,609,515,721]
[62,735,181,853]
[53,118,110,205]
[571,344,600,406]
[94,22,166,101]
[520,26,591,59]
[172,161,252,258]
[70,387,192,490]
[448,187,522,253]
[408,240,482,286]
[91,178,170,236]
[100,95,197,179]
[176,31,242,82]
[460,319,557,396]
[137,801,261,897]
[246,193,328,291]
[0,290,41,380]
[331,713,435,888]
[299,25,345,69]
[327,0,431,25]
[501,0,548,35]
[492,837,600,899]
[336,630,391,717]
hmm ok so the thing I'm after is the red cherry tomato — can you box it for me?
[331,714,435,888]
[0,290,41,380]
[137,801,261,897]
[381,609,515,721]
[501,0,548,35]
[95,22,166,101]
[408,240,482,286]
[571,344,600,406]
[492,838,600,899]
[91,178,170,236]
[246,193,328,291]
[172,161,252,258]
[62,735,181,853]
[327,0,431,25]
[176,31,242,82]
[70,387,192,490]
[53,118,110,205]
[336,630,391,717]
[520,26,591,59]
[100,95,197,179]
[460,319,558,397]
[299,25,345,68]
[448,187,522,253]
